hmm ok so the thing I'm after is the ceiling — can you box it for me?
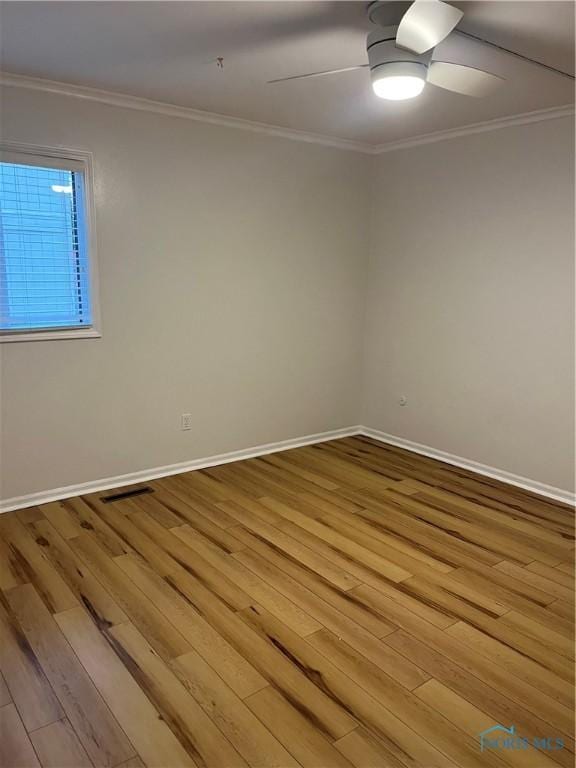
[1,1,574,147]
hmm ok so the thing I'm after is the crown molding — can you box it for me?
[1,71,573,157]
[0,72,373,155]
[372,103,575,154]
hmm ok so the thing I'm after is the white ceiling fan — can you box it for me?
[269,0,505,101]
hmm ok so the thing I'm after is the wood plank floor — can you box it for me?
[1,436,574,768]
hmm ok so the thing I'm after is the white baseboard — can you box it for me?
[0,426,361,513]
[359,426,575,506]
[2,423,573,513]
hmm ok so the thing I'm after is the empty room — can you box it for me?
[0,1,574,767]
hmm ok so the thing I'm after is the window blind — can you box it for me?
[0,160,92,332]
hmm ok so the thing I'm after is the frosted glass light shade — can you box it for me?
[370,61,427,100]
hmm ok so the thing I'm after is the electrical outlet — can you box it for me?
[181,413,193,431]
[399,396,408,406]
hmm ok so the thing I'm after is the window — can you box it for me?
[0,145,100,341]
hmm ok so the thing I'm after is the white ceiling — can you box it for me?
[1,1,574,146]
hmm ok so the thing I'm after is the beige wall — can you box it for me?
[0,86,370,499]
[1,86,574,502]
[362,117,575,492]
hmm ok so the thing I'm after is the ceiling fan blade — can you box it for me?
[396,0,463,54]
[427,61,505,96]
[268,65,368,84]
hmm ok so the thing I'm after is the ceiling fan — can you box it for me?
[269,0,505,101]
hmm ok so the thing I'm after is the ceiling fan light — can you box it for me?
[372,75,425,100]
[370,61,426,100]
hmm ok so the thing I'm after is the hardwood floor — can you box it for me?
[0,436,574,768]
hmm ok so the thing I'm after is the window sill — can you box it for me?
[0,328,102,343]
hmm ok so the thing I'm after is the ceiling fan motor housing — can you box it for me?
[367,27,431,83]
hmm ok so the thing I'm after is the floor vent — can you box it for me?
[100,486,154,503]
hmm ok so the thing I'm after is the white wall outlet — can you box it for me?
[399,396,408,406]
[181,413,193,430]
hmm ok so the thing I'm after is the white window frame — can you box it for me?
[0,142,101,343]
